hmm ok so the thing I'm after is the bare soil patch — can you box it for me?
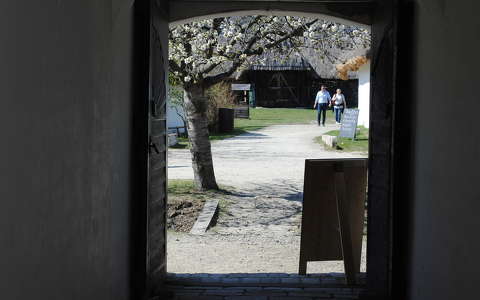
[167,198,205,232]
[167,179,233,232]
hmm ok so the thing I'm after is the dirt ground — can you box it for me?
[167,198,205,232]
[167,122,367,274]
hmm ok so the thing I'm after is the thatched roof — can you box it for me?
[299,47,368,79]
[249,55,312,71]
[241,47,369,80]
[336,55,369,80]
[250,64,312,71]
[207,47,369,81]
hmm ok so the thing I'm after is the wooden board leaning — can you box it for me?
[299,158,367,285]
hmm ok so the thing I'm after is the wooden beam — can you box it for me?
[169,1,373,25]
[172,0,372,3]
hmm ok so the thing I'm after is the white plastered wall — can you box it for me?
[357,61,370,128]
[167,103,186,132]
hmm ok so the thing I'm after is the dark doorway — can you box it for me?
[141,1,398,299]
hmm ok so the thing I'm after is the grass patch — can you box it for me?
[168,179,232,202]
[168,179,198,195]
[170,108,335,148]
[234,107,335,131]
[169,140,189,149]
[315,126,369,153]
[172,137,189,149]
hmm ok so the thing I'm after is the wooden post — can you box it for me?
[299,255,307,276]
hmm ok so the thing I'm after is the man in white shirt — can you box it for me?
[313,85,331,126]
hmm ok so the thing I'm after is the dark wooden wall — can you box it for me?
[148,1,169,298]
[245,70,359,108]
[247,70,313,107]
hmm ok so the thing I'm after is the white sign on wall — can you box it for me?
[231,84,251,91]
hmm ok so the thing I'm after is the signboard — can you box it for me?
[231,83,251,91]
[234,107,249,119]
[299,159,367,284]
[339,108,359,139]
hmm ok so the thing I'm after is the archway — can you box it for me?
[143,1,396,298]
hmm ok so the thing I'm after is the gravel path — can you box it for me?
[167,122,367,274]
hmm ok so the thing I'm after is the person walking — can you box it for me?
[331,88,347,124]
[313,85,331,126]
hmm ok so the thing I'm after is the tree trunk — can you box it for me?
[183,84,219,190]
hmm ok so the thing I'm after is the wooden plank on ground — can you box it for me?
[190,199,219,235]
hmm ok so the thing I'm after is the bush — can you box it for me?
[206,81,236,132]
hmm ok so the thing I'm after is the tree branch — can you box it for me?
[203,60,242,88]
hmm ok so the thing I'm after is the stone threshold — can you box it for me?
[162,272,367,300]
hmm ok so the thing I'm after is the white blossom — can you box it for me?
[168,15,370,85]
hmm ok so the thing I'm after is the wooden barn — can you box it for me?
[238,55,359,108]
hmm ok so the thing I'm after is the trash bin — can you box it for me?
[218,108,234,133]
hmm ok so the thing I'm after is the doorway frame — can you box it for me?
[133,1,403,299]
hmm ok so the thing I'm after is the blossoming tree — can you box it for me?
[169,16,370,190]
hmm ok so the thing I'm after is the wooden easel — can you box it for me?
[299,159,367,285]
